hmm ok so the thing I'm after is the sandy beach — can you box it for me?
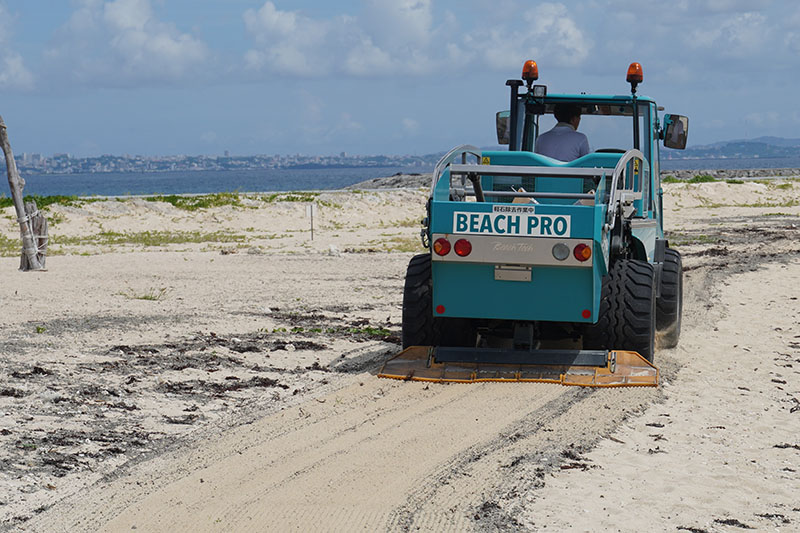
[1,180,799,532]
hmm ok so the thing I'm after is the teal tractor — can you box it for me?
[380,61,688,387]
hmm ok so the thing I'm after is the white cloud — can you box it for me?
[45,0,209,86]
[459,3,590,70]
[702,0,771,13]
[242,0,590,78]
[0,4,34,90]
[344,37,393,76]
[687,12,768,57]
[402,118,419,133]
[0,52,34,90]
[104,0,151,30]
[361,0,433,52]
[243,2,337,76]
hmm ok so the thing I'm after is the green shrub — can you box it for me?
[687,174,718,183]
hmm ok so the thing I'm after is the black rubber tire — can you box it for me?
[656,248,682,348]
[401,254,476,349]
[584,259,657,362]
[402,254,436,349]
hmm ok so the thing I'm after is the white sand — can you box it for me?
[0,181,797,532]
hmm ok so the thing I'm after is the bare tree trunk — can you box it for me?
[0,115,45,271]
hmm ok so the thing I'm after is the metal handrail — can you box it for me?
[606,149,646,230]
[481,191,595,200]
[430,145,482,196]
[449,164,607,178]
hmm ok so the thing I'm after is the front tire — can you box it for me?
[584,259,657,362]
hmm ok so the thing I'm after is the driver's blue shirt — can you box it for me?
[534,123,590,162]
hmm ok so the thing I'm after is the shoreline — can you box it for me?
[8,167,800,200]
[348,168,800,190]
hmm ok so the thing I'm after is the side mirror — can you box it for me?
[496,111,510,145]
[663,114,688,150]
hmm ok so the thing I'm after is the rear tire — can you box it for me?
[402,254,435,349]
[656,248,682,348]
[584,259,657,362]
[401,254,476,349]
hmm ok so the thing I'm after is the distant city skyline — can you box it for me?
[1,1,799,158]
[6,134,798,177]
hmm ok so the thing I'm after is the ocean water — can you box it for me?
[10,157,800,197]
[14,166,432,197]
[660,156,800,171]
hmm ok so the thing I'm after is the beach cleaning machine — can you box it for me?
[379,61,688,387]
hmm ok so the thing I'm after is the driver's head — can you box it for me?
[554,104,581,127]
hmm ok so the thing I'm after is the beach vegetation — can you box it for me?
[0,234,18,256]
[725,179,745,184]
[145,193,245,211]
[697,197,798,209]
[0,194,100,209]
[378,235,424,252]
[688,174,718,183]
[391,217,422,228]
[50,230,246,249]
[47,212,67,227]
[661,175,680,183]
[262,192,319,203]
[345,325,392,337]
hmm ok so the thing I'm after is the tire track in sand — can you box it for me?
[28,267,727,533]
[31,373,576,531]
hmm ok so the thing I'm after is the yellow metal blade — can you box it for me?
[377,346,658,387]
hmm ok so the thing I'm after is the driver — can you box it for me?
[534,103,590,161]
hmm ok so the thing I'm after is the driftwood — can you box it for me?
[20,200,47,270]
[0,115,46,271]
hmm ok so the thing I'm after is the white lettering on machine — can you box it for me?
[452,211,571,237]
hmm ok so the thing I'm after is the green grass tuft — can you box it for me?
[0,194,98,209]
[262,192,320,203]
[145,193,244,211]
[51,230,246,248]
[687,174,718,183]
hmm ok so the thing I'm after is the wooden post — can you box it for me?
[0,115,45,271]
[306,203,316,241]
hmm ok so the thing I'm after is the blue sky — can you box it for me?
[0,0,797,157]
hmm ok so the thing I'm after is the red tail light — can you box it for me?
[433,238,451,256]
[454,239,472,257]
[573,243,592,262]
